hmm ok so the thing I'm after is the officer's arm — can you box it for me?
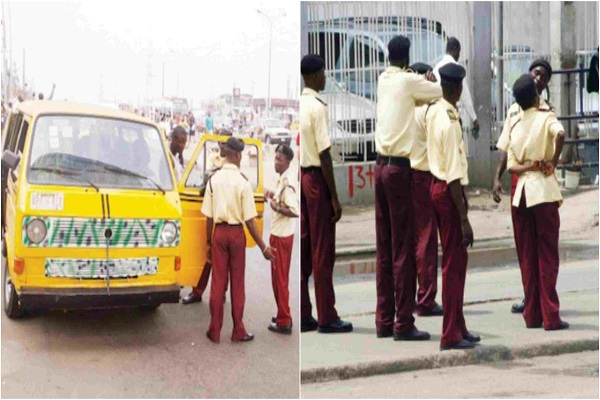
[245,218,267,252]
[206,218,213,246]
[319,149,341,206]
[274,203,299,218]
[494,151,508,183]
[413,75,443,106]
[448,180,468,223]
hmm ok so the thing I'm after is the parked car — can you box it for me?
[255,118,292,145]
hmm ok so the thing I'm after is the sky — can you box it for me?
[2,0,300,108]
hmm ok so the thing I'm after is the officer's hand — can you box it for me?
[263,246,276,262]
[460,218,474,248]
[472,119,480,131]
[492,179,504,203]
[332,198,343,223]
[542,161,556,176]
[264,190,274,200]
[206,246,212,265]
[425,71,437,83]
[526,160,541,172]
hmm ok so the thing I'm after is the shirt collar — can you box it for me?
[278,167,290,182]
[441,98,459,114]
[386,65,409,74]
[222,162,239,171]
[302,87,325,103]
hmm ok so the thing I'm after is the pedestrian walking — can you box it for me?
[492,59,555,314]
[374,36,441,341]
[265,144,298,335]
[202,137,275,343]
[507,74,568,331]
[409,62,443,317]
[426,63,479,350]
[300,54,352,334]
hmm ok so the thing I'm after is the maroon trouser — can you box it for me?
[300,168,339,326]
[411,169,439,314]
[374,162,416,335]
[510,173,524,271]
[431,180,469,347]
[192,264,211,297]
[207,225,248,343]
[270,234,294,326]
[513,190,561,329]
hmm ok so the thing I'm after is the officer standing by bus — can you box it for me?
[300,54,352,334]
[202,137,275,343]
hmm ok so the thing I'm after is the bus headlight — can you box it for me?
[161,221,178,244]
[26,219,47,244]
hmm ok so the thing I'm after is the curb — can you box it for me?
[301,338,599,384]
[336,236,514,258]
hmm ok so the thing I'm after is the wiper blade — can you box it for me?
[30,166,100,192]
[99,165,166,194]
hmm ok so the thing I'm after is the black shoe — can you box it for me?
[545,320,569,331]
[182,292,202,305]
[318,319,353,334]
[377,329,393,338]
[393,327,431,341]
[440,340,476,350]
[232,333,255,342]
[268,322,293,335]
[511,299,525,314]
[418,304,443,317]
[301,316,319,332]
[463,332,481,343]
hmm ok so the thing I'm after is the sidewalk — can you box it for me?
[302,287,599,384]
[337,186,599,256]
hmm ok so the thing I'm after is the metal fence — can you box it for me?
[304,1,472,162]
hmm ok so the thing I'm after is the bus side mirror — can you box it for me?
[2,150,20,170]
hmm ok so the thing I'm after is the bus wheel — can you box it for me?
[3,254,24,319]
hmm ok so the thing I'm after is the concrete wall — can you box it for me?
[334,162,376,206]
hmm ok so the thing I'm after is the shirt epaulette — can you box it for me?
[446,109,458,121]
[510,110,519,118]
[239,172,249,181]
[315,97,327,106]
[510,118,521,133]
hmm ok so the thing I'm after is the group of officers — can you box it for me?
[300,34,568,350]
[167,125,299,344]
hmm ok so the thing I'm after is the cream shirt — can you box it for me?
[300,88,331,167]
[270,168,299,238]
[169,151,183,182]
[375,66,442,158]
[410,104,430,171]
[426,99,469,186]
[507,108,564,208]
[497,98,553,152]
[433,54,477,122]
[201,163,258,224]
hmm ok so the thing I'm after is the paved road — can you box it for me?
[302,351,599,398]
[1,143,300,399]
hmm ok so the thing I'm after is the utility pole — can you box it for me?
[495,2,503,124]
[257,9,286,118]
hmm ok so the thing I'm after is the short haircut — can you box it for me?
[275,143,294,161]
[446,37,461,53]
[171,125,187,139]
[388,35,411,62]
[513,74,538,110]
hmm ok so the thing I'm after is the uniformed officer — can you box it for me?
[265,144,299,335]
[300,54,352,334]
[507,74,568,331]
[182,130,233,305]
[374,37,441,341]
[426,63,479,350]
[409,62,443,317]
[202,137,275,343]
[492,59,554,314]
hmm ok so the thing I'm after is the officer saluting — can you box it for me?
[374,36,441,341]
[426,63,479,350]
[202,137,275,343]
[300,54,352,334]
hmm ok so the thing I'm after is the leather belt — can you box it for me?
[376,154,411,168]
[301,166,321,173]
[215,222,243,227]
